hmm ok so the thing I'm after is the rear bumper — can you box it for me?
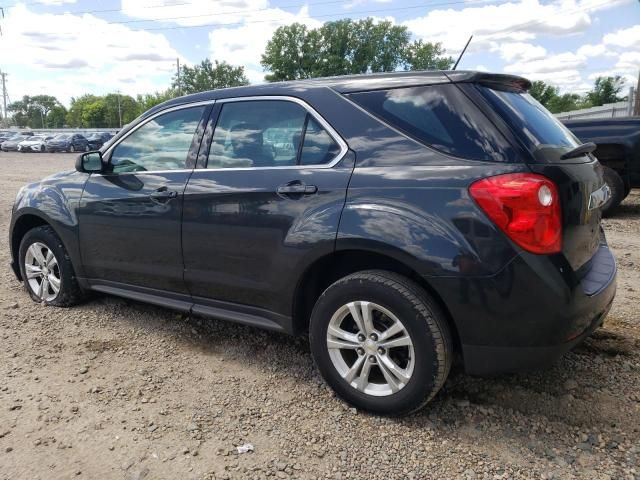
[462,297,612,375]
[429,244,617,375]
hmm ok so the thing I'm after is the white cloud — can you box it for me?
[603,25,640,49]
[403,0,597,56]
[0,5,181,105]
[494,42,547,62]
[121,0,271,27]
[577,43,608,58]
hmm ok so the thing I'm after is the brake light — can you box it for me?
[469,173,562,254]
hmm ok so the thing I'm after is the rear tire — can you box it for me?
[18,226,84,307]
[309,270,452,415]
[602,166,624,217]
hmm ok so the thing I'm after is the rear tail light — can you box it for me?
[469,173,562,254]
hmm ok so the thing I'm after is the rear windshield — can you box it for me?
[347,84,511,162]
[477,85,582,163]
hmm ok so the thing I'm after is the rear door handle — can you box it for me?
[277,183,318,195]
[150,188,178,202]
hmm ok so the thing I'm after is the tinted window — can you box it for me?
[348,84,509,162]
[207,100,342,169]
[478,86,581,163]
[300,117,341,165]
[110,106,205,173]
[208,101,306,169]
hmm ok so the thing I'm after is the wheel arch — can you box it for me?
[291,248,462,355]
[10,212,74,281]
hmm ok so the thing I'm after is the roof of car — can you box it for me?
[145,70,530,119]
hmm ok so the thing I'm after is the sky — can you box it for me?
[0,0,638,107]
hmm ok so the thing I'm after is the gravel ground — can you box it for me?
[1,152,639,480]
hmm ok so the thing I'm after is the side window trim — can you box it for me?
[100,100,216,174]
[200,95,348,170]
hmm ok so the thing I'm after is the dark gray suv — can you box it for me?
[9,71,616,414]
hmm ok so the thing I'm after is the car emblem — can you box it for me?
[588,184,611,211]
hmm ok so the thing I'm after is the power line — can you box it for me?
[3,0,515,36]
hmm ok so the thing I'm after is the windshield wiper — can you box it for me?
[560,142,596,160]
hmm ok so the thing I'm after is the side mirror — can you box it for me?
[76,151,103,173]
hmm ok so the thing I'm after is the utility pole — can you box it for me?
[0,71,7,127]
[176,58,181,96]
[117,90,122,128]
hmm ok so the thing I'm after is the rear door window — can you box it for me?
[477,86,583,163]
[347,84,511,162]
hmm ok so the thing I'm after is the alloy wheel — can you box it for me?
[326,301,415,396]
[24,242,61,302]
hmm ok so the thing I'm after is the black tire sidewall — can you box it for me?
[309,274,446,415]
[18,227,73,306]
[602,166,624,217]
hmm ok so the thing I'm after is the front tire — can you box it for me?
[18,226,84,307]
[309,270,452,415]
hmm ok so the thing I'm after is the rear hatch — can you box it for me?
[475,83,605,272]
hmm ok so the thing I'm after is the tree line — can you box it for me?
[528,76,626,114]
[5,17,626,128]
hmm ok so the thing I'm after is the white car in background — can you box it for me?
[17,135,52,153]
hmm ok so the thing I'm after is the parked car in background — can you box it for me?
[563,117,640,216]
[45,133,90,153]
[1,134,31,152]
[9,71,616,415]
[0,131,34,150]
[17,135,52,153]
[86,132,113,150]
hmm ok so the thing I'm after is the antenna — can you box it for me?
[452,35,473,71]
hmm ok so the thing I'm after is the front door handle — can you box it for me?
[277,182,318,195]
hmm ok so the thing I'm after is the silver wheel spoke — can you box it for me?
[379,354,411,385]
[379,335,412,349]
[356,359,372,391]
[327,338,359,350]
[25,264,42,279]
[347,301,367,334]
[38,277,49,300]
[327,324,360,344]
[343,354,366,383]
[48,274,61,293]
[378,320,404,341]
[29,244,46,266]
[45,249,54,266]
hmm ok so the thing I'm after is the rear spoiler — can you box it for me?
[444,71,531,92]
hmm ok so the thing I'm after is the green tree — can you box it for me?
[46,105,68,128]
[585,76,625,106]
[103,93,138,128]
[261,18,452,81]
[262,23,317,81]
[173,59,249,95]
[136,89,178,113]
[7,95,65,128]
[67,94,102,127]
[528,80,559,108]
[404,40,452,70]
[547,93,583,114]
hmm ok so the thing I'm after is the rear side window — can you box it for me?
[207,100,342,169]
[478,86,581,163]
[348,84,510,162]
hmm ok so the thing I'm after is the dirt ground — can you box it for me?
[1,152,638,480]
